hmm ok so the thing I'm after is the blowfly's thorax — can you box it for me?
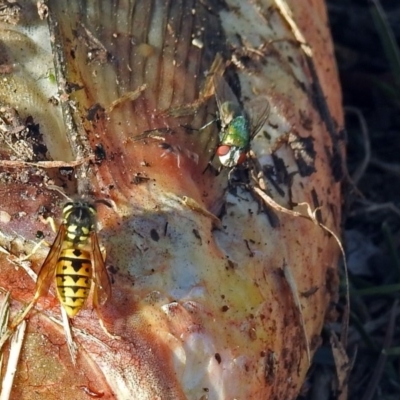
[62,201,97,244]
[220,115,250,149]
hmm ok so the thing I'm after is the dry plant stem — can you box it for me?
[0,156,95,168]
[347,308,400,347]
[0,292,10,378]
[274,0,312,57]
[107,84,147,113]
[349,200,400,218]
[310,366,334,400]
[369,158,400,177]
[361,299,399,400]
[0,302,34,352]
[344,106,371,185]
[180,196,222,229]
[0,293,10,339]
[0,321,26,400]
[329,331,350,400]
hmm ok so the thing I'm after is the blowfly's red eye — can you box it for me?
[237,151,247,164]
[216,145,231,156]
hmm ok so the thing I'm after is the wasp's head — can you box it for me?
[62,201,97,232]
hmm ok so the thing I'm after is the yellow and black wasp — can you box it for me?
[34,200,111,318]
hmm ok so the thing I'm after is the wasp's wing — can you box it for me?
[91,232,111,308]
[247,96,270,139]
[34,224,66,301]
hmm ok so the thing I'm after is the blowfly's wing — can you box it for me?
[34,224,66,301]
[212,75,241,124]
[91,231,111,308]
[247,96,270,139]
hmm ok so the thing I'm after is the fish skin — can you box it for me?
[0,0,342,399]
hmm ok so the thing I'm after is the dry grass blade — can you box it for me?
[107,84,147,113]
[0,292,10,378]
[8,255,38,283]
[349,200,400,219]
[0,315,26,400]
[0,156,94,169]
[361,299,399,400]
[369,158,400,177]
[181,196,222,229]
[369,0,400,90]
[351,284,400,296]
[382,222,400,277]
[330,331,351,400]
[273,0,313,57]
[0,302,33,353]
[0,247,9,256]
[344,107,371,186]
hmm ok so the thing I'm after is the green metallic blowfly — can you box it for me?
[213,75,270,168]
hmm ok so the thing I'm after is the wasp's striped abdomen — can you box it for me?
[35,201,111,320]
[55,247,93,317]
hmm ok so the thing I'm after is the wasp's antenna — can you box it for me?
[94,198,114,209]
[46,185,73,201]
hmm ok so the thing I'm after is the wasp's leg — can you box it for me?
[20,216,58,262]
[97,313,121,340]
[9,301,35,330]
[91,282,121,340]
[99,245,106,262]
[43,216,57,234]
[0,300,36,352]
[60,307,77,364]
[98,301,120,341]
[0,221,58,348]
[18,239,49,262]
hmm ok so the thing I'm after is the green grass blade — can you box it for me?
[369,0,400,91]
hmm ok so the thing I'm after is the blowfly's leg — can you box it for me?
[202,159,221,175]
